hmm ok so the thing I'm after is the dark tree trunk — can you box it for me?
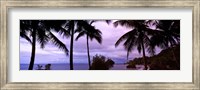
[127,51,129,61]
[69,23,74,70]
[141,40,147,70]
[86,35,91,69]
[28,29,36,70]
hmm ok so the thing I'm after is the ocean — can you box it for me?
[20,63,145,70]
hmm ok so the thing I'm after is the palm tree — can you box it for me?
[20,20,68,70]
[46,20,94,70]
[155,20,180,47]
[150,20,180,68]
[43,20,77,70]
[57,20,77,70]
[113,20,155,70]
[56,20,84,70]
[75,20,102,69]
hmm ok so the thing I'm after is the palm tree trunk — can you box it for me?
[127,51,129,61]
[141,40,147,70]
[28,29,36,70]
[86,35,91,69]
[69,27,74,70]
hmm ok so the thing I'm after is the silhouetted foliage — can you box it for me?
[126,61,136,68]
[90,55,115,70]
[127,44,180,70]
[150,20,180,68]
[20,20,180,70]
[20,20,68,70]
[114,20,180,70]
[114,20,155,70]
[105,58,115,68]
[61,20,103,70]
[75,20,102,69]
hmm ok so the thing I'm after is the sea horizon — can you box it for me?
[20,63,144,70]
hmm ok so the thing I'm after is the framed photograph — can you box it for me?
[1,0,199,90]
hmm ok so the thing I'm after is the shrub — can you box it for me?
[90,55,115,70]
[126,61,136,68]
[106,58,115,68]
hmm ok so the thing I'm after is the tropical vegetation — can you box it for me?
[75,20,102,69]
[90,54,115,70]
[20,20,180,70]
[20,20,68,70]
[113,20,180,70]
[126,44,180,70]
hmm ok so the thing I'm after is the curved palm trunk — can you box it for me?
[86,35,91,69]
[28,29,36,70]
[69,28,74,70]
[141,40,148,70]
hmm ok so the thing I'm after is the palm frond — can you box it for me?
[115,30,134,47]
[76,20,103,44]
[48,32,69,55]
[92,30,102,44]
[124,38,135,54]
[147,45,155,56]
[133,33,144,54]
[65,20,75,35]
[105,20,112,24]
[113,20,133,28]
[36,28,49,48]
[143,35,151,48]
[20,32,32,44]
[123,30,137,50]
[88,28,102,43]
[137,43,142,54]
[75,31,85,41]
[143,34,155,55]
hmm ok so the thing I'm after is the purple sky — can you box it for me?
[20,21,161,64]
